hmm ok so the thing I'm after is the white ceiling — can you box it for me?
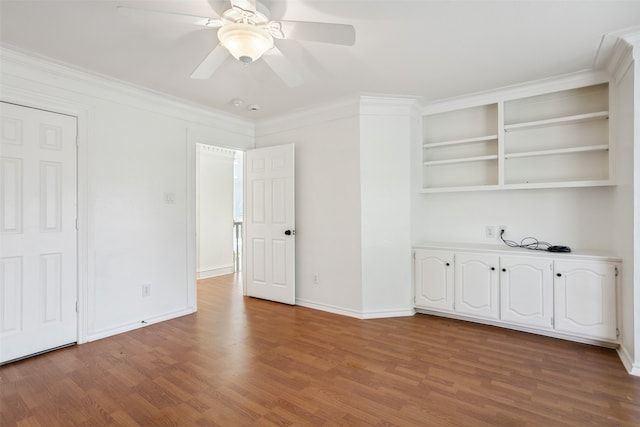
[1,1,639,119]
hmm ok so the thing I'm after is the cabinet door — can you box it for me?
[554,260,617,340]
[414,250,454,312]
[455,253,499,319]
[500,256,553,329]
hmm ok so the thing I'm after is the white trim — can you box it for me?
[86,308,194,342]
[1,87,93,346]
[617,344,640,376]
[197,266,234,279]
[297,299,415,320]
[0,46,254,141]
[360,94,422,118]
[416,309,619,349]
[296,299,367,319]
[255,96,359,137]
[421,71,609,115]
[360,309,416,320]
[186,129,198,313]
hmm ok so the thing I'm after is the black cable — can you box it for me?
[500,229,553,252]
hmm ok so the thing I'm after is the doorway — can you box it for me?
[195,144,243,279]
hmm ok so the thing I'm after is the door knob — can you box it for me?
[284,229,295,236]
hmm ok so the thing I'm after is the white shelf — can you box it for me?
[504,144,609,159]
[424,155,498,167]
[504,111,608,132]
[424,134,498,148]
[420,82,610,192]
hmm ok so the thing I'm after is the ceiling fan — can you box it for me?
[117,0,356,87]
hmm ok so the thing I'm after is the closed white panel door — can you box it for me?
[414,250,454,312]
[500,256,553,329]
[1,102,77,363]
[245,144,295,305]
[454,252,499,319]
[554,260,616,340]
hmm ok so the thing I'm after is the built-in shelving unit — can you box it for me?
[422,104,498,189]
[420,80,611,192]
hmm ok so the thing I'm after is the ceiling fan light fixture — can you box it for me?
[218,23,274,64]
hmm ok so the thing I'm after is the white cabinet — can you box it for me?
[500,256,553,330]
[420,80,611,192]
[414,249,454,312]
[554,260,617,340]
[454,253,499,320]
[413,244,619,345]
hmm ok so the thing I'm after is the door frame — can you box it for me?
[187,134,254,311]
[0,90,90,345]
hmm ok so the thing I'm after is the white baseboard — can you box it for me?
[617,344,640,376]
[86,307,194,342]
[197,265,234,279]
[296,298,415,320]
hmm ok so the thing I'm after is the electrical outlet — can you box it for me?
[498,225,506,238]
[485,226,495,238]
[142,284,151,297]
[312,274,320,285]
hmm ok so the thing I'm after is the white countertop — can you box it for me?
[413,241,622,262]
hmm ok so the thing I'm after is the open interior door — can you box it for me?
[245,144,295,304]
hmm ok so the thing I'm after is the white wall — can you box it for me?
[413,187,613,250]
[0,47,254,341]
[197,144,235,279]
[359,97,418,317]
[611,41,637,373]
[255,101,364,316]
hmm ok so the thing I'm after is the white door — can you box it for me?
[245,144,295,304]
[554,260,617,340]
[454,252,500,320]
[1,102,78,363]
[414,249,454,312]
[500,256,553,329]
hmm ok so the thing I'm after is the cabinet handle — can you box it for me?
[491,267,495,271]
[446,262,450,266]
[556,273,562,277]
[502,268,506,272]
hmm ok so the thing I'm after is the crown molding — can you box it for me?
[255,96,360,137]
[0,45,254,140]
[421,70,609,115]
[359,94,422,119]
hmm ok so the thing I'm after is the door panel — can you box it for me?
[245,144,295,304]
[455,253,499,319]
[554,260,616,340]
[1,102,77,363]
[500,256,553,329]
[414,249,454,312]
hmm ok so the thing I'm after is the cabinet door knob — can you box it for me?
[556,273,562,277]
[445,262,450,266]
[491,267,495,271]
[502,268,506,272]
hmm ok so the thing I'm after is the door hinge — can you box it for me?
[616,327,620,338]
[75,218,79,230]
[550,317,554,327]
[76,301,79,313]
[615,266,619,277]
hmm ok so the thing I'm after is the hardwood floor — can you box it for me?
[2,274,639,426]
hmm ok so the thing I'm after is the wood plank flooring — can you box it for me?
[2,273,639,426]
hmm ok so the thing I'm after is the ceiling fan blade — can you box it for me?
[116,6,223,27]
[262,47,304,88]
[230,0,257,16]
[271,21,356,46]
[190,45,229,79]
